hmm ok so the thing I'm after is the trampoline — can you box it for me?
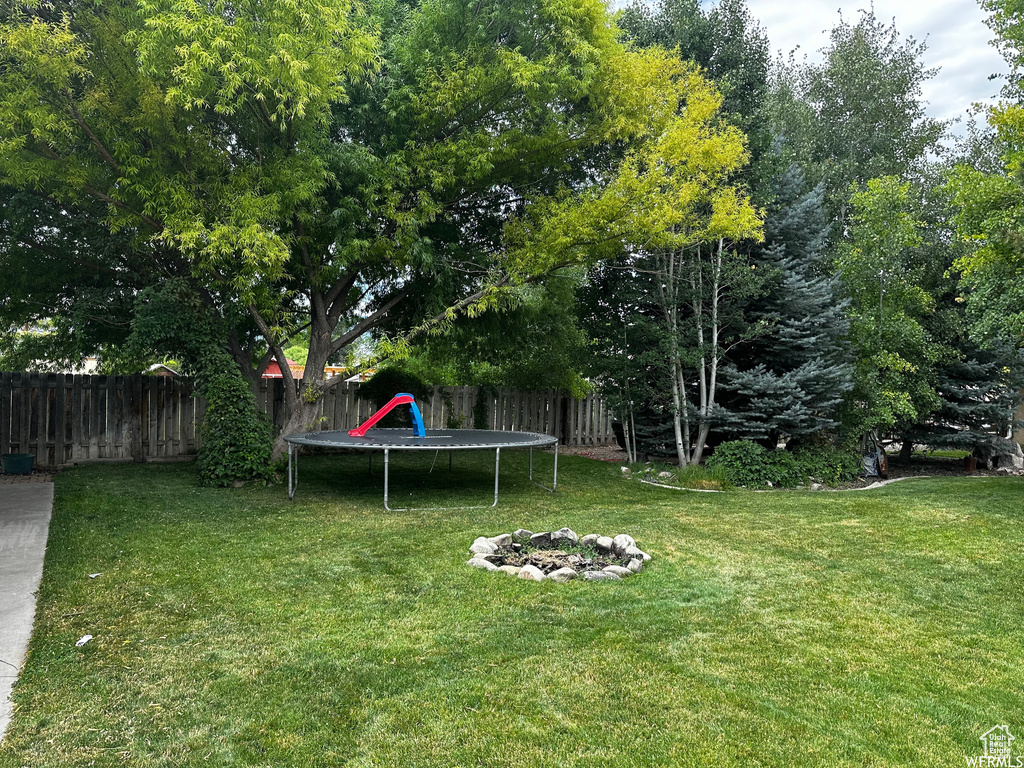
[284,428,559,510]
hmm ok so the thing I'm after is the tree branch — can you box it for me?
[82,185,163,232]
[65,95,121,174]
[328,287,413,356]
[247,306,299,409]
[325,269,362,326]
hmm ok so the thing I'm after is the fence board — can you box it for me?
[182,383,196,454]
[147,376,158,459]
[17,373,30,456]
[111,375,122,456]
[161,377,173,456]
[54,374,67,465]
[29,374,42,464]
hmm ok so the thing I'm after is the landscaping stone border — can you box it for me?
[466,528,651,583]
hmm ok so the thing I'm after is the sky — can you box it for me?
[740,0,1008,129]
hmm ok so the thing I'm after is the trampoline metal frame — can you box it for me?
[285,430,558,510]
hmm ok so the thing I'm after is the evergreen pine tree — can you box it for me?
[719,164,854,443]
[900,341,1024,456]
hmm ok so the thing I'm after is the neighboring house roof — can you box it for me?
[263,358,304,379]
[261,361,376,382]
[146,363,178,376]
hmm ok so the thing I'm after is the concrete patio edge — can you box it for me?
[0,482,54,743]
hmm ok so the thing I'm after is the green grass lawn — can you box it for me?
[1,452,1021,767]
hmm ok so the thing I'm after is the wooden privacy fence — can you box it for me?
[0,372,203,466]
[1,373,615,466]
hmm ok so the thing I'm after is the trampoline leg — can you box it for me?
[383,449,391,511]
[553,442,558,491]
[288,443,298,500]
[368,452,373,475]
[528,441,558,494]
[492,448,501,507]
[449,451,453,473]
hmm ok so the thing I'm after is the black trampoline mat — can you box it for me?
[284,428,558,451]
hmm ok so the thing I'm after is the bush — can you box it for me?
[195,367,275,487]
[129,281,275,487]
[707,440,801,488]
[790,444,861,486]
[706,439,859,488]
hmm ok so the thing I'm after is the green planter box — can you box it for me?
[1,453,34,475]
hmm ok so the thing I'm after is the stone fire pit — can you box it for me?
[466,528,651,582]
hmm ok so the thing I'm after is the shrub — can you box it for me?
[791,444,861,485]
[472,384,497,430]
[195,367,275,487]
[129,281,275,487]
[707,440,795,487]
[707,439,861,488]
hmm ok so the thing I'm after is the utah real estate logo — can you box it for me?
[967,726,1020,767]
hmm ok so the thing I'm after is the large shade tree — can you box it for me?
[834,175,943,442]
[0,187,157,370]
[619,0,772,196]
[1,0,732,457]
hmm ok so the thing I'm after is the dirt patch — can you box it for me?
[830,455,1014,489]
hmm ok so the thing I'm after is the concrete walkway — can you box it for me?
[0,483,53,743]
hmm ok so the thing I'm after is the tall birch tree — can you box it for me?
[581,74,763,465]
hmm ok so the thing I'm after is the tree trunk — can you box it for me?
[657,246,691,467]
[272,396,323,461]
[899,439,913,462]
[628,407,638,464]
[692,422,711,465]
[264,292,339,461]
[670,354,688,467]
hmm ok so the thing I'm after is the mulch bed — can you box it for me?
[558,444,627,462]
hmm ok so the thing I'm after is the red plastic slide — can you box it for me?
[348,393,426,437]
